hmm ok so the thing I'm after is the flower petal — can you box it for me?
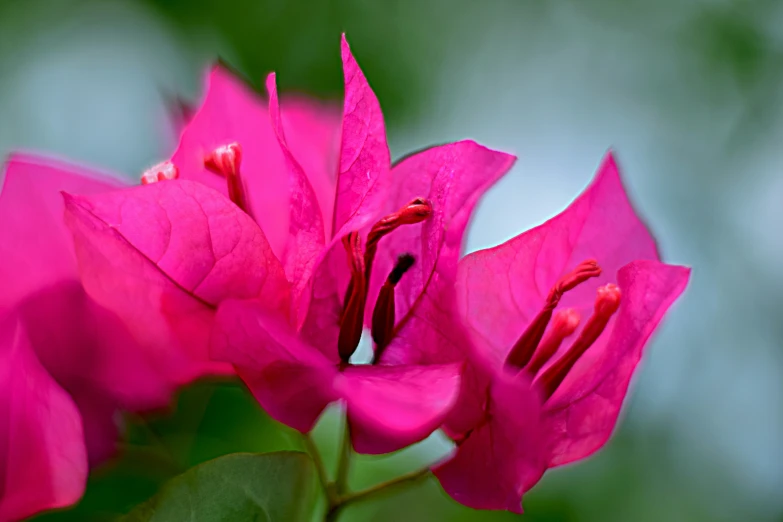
[545,260,690,465]
[433,374,547,513]
[338,363,461,454]
[280,98,341,239]
[266,73,326,328]
[63,180,289,311]
[212,299,337,433]
[331,34,391,237]
[0,314,87,520]
[15,282,168,464]
[368,141,515,340]
[296,35,394,360]
[0,156,177,463]
[171,66,291,258]
[456,151,660,368]
[64,192,232,386]
[0,154,125,310]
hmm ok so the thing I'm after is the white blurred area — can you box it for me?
[1,1,781,521]
[0,0,202,175]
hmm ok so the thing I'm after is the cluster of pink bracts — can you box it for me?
[0,36,690,519]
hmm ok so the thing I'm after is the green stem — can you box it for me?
[338,466,431,506]
[302,434,332,498]
[314,415,432,522]
[322,466,432,521]
[334,420,352,494]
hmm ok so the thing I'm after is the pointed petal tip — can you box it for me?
[455,139,518,164]
[340,34,355,64]
[342,363,462,454]
[597,148,621,179]
[265,71,277,94]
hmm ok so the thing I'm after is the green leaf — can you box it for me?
[120,451,317,522]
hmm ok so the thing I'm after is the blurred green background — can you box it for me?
[2,0,782,520]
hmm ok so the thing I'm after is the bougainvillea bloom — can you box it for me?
[381,153,690,511]
[0,154,229,517]
[0,312,87,521]
[65,35,515,454]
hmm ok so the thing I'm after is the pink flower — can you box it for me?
[381,153,691,511]
[0,313,87,521]
[212,38,516,454]
[64,35,516,454]
[0,154,228,516]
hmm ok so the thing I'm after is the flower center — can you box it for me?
[337,199,432,364]
[371,253,415,361]
[140,161,179,185]
[504,260,622,400]
[505,259,601,369]
[204,142,250,213]
[534,283,621,399]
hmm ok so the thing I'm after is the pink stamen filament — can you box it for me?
[525,308,580,376]
[371,254,415,363]
[364,198,431,282]
[337,198,431,364]
[535,283,622,400]
[505,260,601,369]
[337,232,366,363]
[140,161,179,185]
[204,143,250,213]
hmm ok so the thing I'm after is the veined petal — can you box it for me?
[266,73,326,328]
[212,299,337,433]
[297,35,394,359]
[171,66,291,258]
[545,260,690,465]
[63,180,289,311]
[64,193,232,386]
[433,375,546,513]
[371,141,515,356]
[0,154,126,310]
[0,314,88,521]
[331,34,391,237]
[280,98,341,240]
[338,363,461,454]
[0,155,177,463]
[456,151,659,369]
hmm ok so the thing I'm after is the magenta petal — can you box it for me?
[266,73,326,327]
[15,282,168,464]
[332,35,391,237]
[212,299,337,433]
[0,154,125,310]
[64,180,289,311]
[0,314,87,520]
[456,151,660,368]
[281,98,341,239]
[64,194,231,386]
[297,35,394,358]
[434,375,547,513]
[337,363,461,454]
[0,156,176,463]
[546,260,690,465]
[368,141,515,332]
[171,66,291,258]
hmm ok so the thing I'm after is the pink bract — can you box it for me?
[0,313,87,522]
[0,154,231,515]
[66,35,516,454]
[0,155,184,450]
[384,153,690,512]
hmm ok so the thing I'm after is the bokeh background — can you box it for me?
[2,0,782,520]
